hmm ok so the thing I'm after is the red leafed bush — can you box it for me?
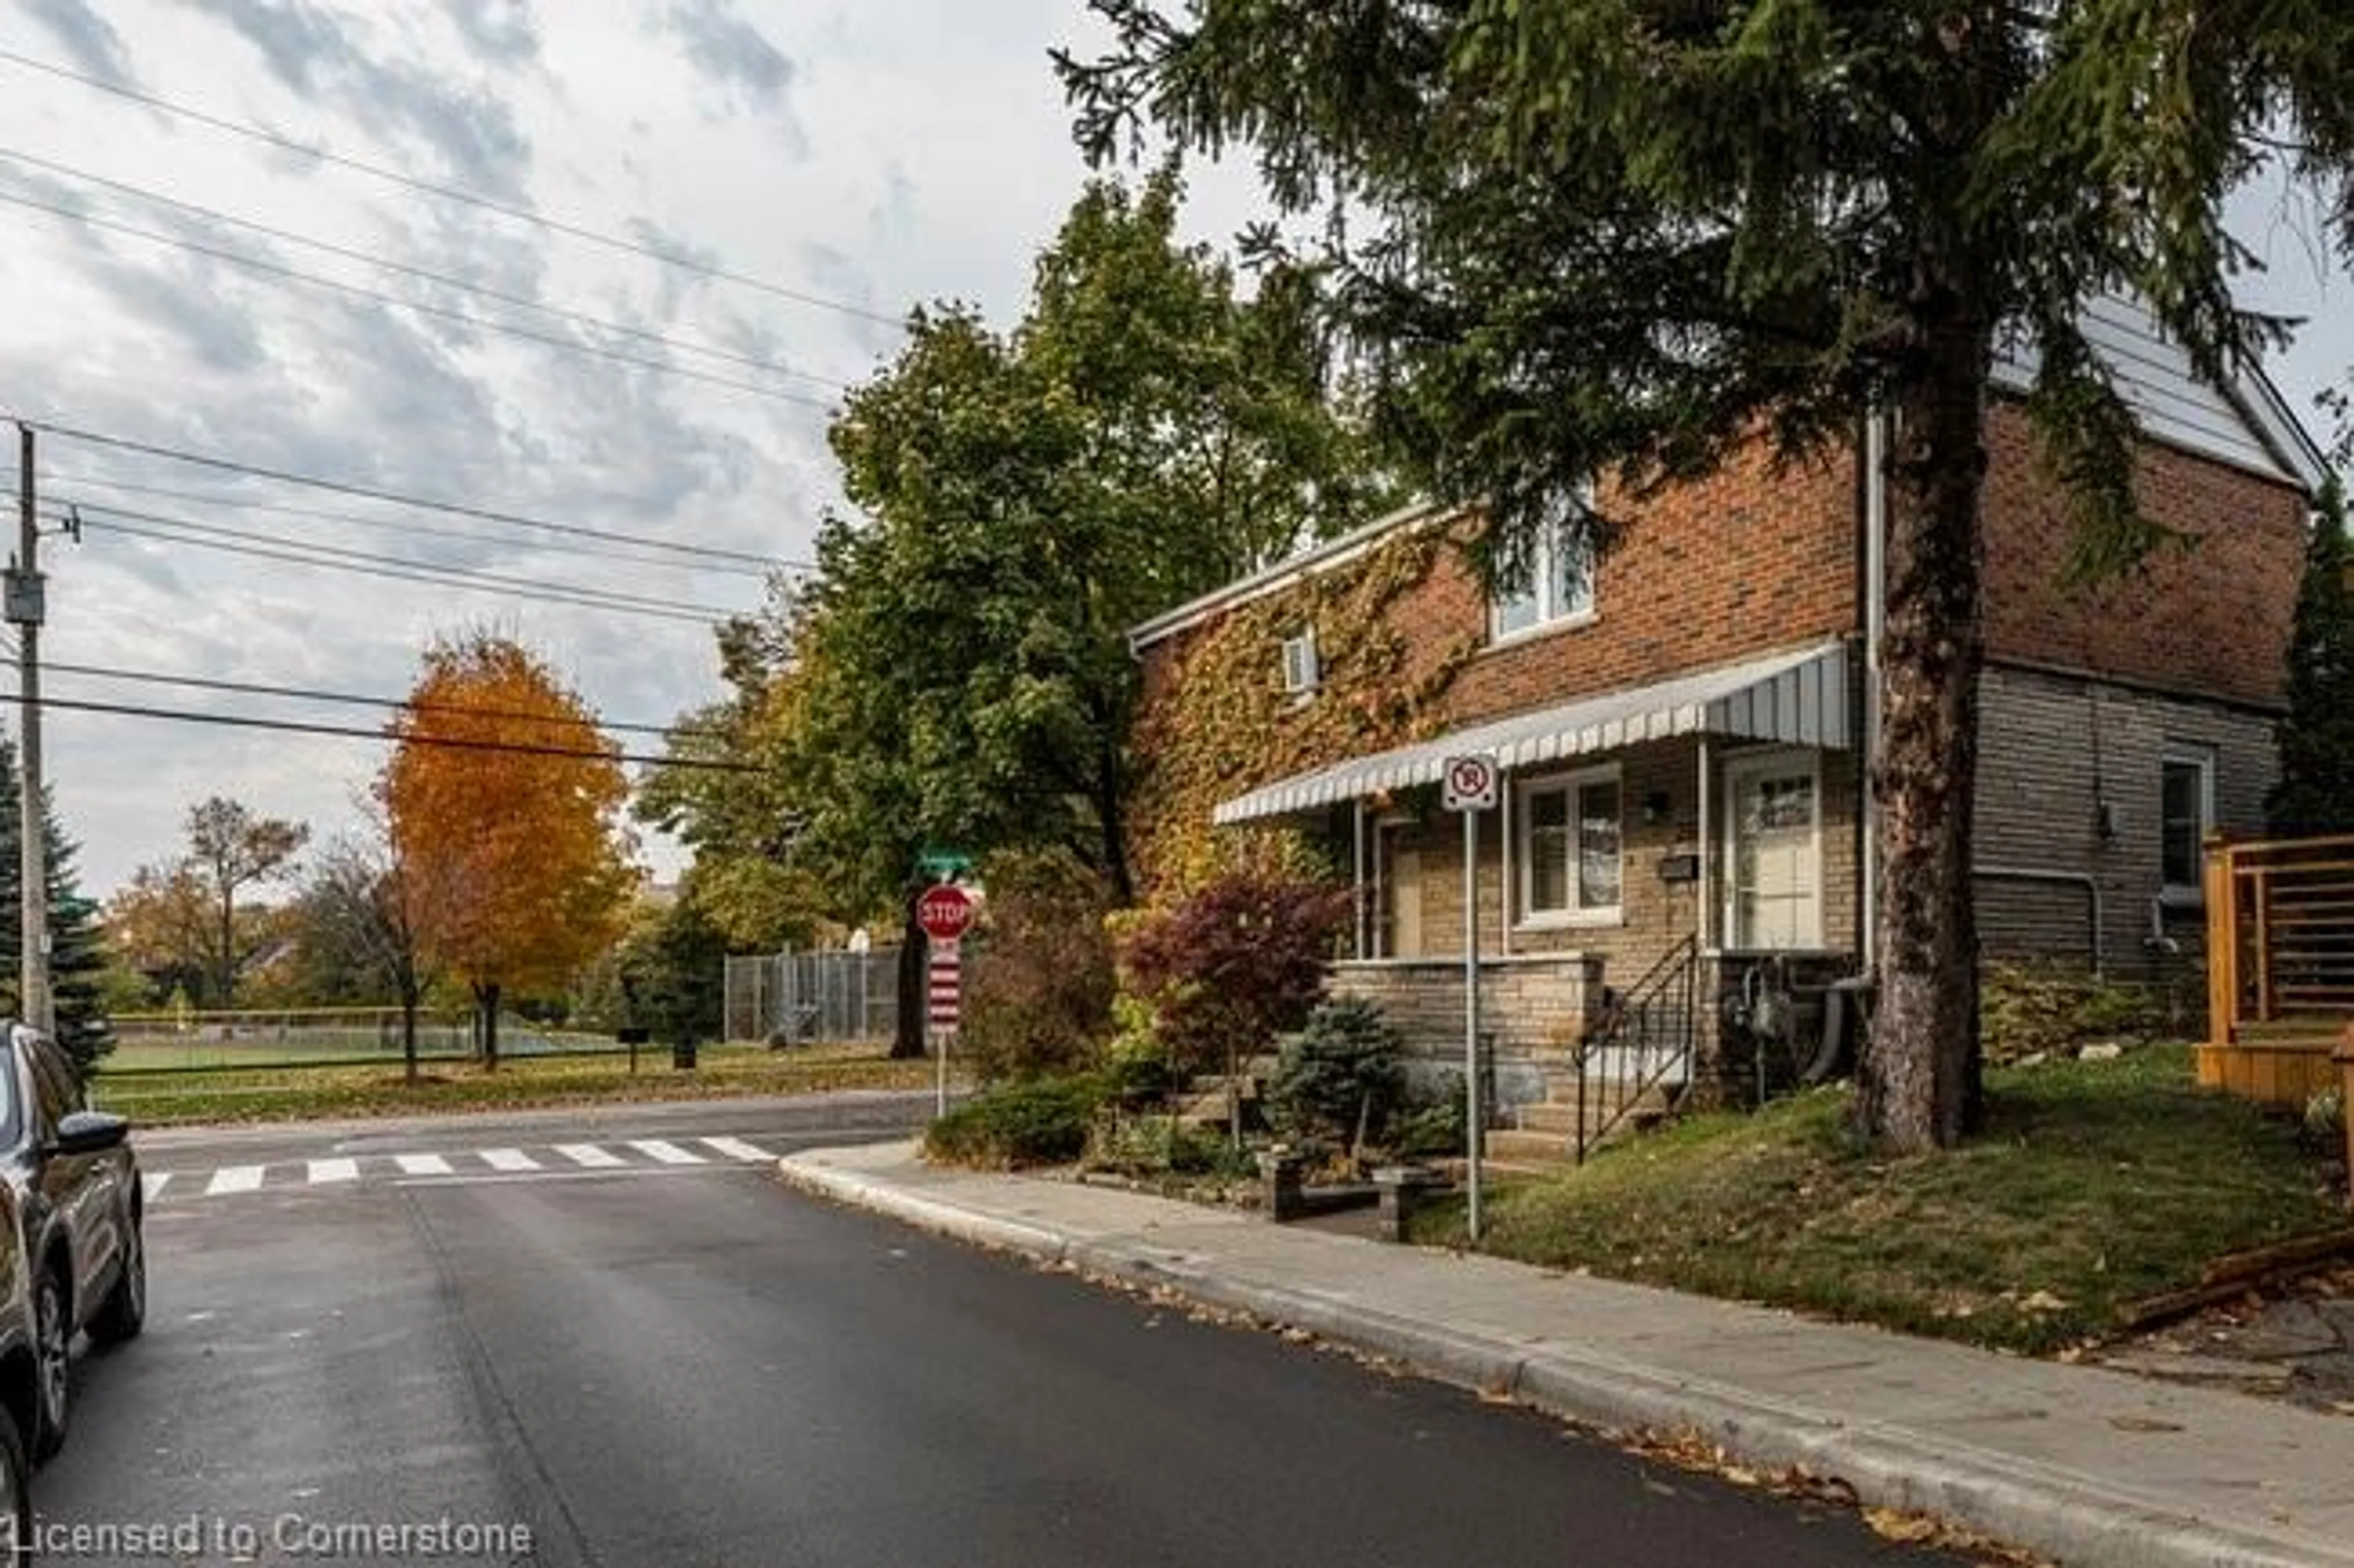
[1117,872,1350,1082]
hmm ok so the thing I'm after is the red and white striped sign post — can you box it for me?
[916,886,977,1115]
[926,944,961,1116]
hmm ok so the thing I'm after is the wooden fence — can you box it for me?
[2201,833,2354,1105]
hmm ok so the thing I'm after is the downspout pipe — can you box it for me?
[1971,866,2105,978]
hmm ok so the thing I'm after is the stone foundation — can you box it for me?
[1331,955,1601,1113]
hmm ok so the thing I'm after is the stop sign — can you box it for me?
[915,884,976,943]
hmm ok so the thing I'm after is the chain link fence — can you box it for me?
[724,946,901,1046]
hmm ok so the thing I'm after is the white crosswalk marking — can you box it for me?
[394,1154,452,1176]
[701,1136,772,1163]
[479,1148,540,1172]
[207,1165,265,1197]
[308,1158,360,1185]
[628,1139,704,1166]
[555,1143,623,1168]
[142,1171,170,1202]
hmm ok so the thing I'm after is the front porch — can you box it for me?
[1216,639,1870,1147]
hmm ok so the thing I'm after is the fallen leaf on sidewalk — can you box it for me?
[1864,1509,1939,1543]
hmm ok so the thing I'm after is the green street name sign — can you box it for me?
[916,847,973,880]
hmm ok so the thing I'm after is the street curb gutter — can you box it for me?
[777,1154,2354,1568]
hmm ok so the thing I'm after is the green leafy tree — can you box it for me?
[1062,0,2354,1151]
[650,172,1390,1056]
[2270,479,2354,837]
[614,894,729,1050]
[0,734,113,1071]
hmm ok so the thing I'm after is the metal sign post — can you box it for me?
[1442,754,1499,1242]
[916,885,977,1117]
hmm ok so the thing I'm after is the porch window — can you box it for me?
[1518,766,1621,925]
[2160,745,2214,902]
[1490,493,1596,641]
[1724,750,1821,950]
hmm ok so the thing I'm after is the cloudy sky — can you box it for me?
[0,1,2344,899]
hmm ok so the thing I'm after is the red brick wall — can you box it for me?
[1133,403,2307,744]
[1438,445,1859,724]
[1979,402,2307,709]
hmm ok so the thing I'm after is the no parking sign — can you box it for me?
[1442,754,1498,812]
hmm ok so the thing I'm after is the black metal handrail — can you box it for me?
[1573,935,1700,1165]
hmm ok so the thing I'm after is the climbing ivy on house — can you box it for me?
[1126,523,1479,902]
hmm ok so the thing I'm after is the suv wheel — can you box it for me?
[88,1221,145,1346]
[29,1268,67,1463]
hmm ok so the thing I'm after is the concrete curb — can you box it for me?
[777,1153,2354,1568]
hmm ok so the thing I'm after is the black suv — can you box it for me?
[0,1023,144,1556]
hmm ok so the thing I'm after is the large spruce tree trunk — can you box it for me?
[1859,299,1992,1152]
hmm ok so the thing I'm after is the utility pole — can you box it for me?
[9,425,49,1035]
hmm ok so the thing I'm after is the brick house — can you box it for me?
[1123,297,2328,1133]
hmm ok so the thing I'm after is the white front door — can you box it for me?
[1723,751,1823,950]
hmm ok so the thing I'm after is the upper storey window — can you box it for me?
[1490,492,1596,642]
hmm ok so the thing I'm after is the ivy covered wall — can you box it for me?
[1126,526,1479,902]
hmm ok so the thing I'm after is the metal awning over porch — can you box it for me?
[1213,637,1853,826]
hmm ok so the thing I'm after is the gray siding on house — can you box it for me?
[1990,294,2319,487]
[1974,663,2276,975]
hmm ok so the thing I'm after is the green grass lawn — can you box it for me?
[92,1043,943,1127]
[1412,1045,2351,1353]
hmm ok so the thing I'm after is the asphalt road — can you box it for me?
[36,1098,1967,1568]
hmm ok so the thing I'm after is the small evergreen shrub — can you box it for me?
[1268,997,1406,1148]
[1388,1072,1469,1159]
[923,1075,1103,1168]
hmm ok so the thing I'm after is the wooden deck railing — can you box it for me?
[2201,833,2354,1105]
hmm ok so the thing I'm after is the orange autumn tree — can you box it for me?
[382,633,633,1068]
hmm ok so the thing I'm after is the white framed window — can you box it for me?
[1490,492,1597,642]
[1723,750,1823,950]
[1516,765,1623,926]
[2160,745,2215,902]
[1279,628,1319,697]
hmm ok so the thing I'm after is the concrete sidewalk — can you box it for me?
[779,1141,2354,1568]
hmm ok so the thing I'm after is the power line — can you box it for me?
[27,691,758,772]
[26,658,725,742]
[55,497,743,619]
[0,187,841,409]
[72,512,737,626]
[13,417,805,569]
[0,46,905,329]
[3,468,771,578]
[0,145,859,392]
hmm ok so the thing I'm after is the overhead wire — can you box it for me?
[3,468,772,579]
[51,497,744,619]
[0,145,858,392]
[12,417,807,570]
[21,691,757,771]
[0,45,905,329]
[0,187,841,409]
[19,657,723,741]
[68,509,741,626]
